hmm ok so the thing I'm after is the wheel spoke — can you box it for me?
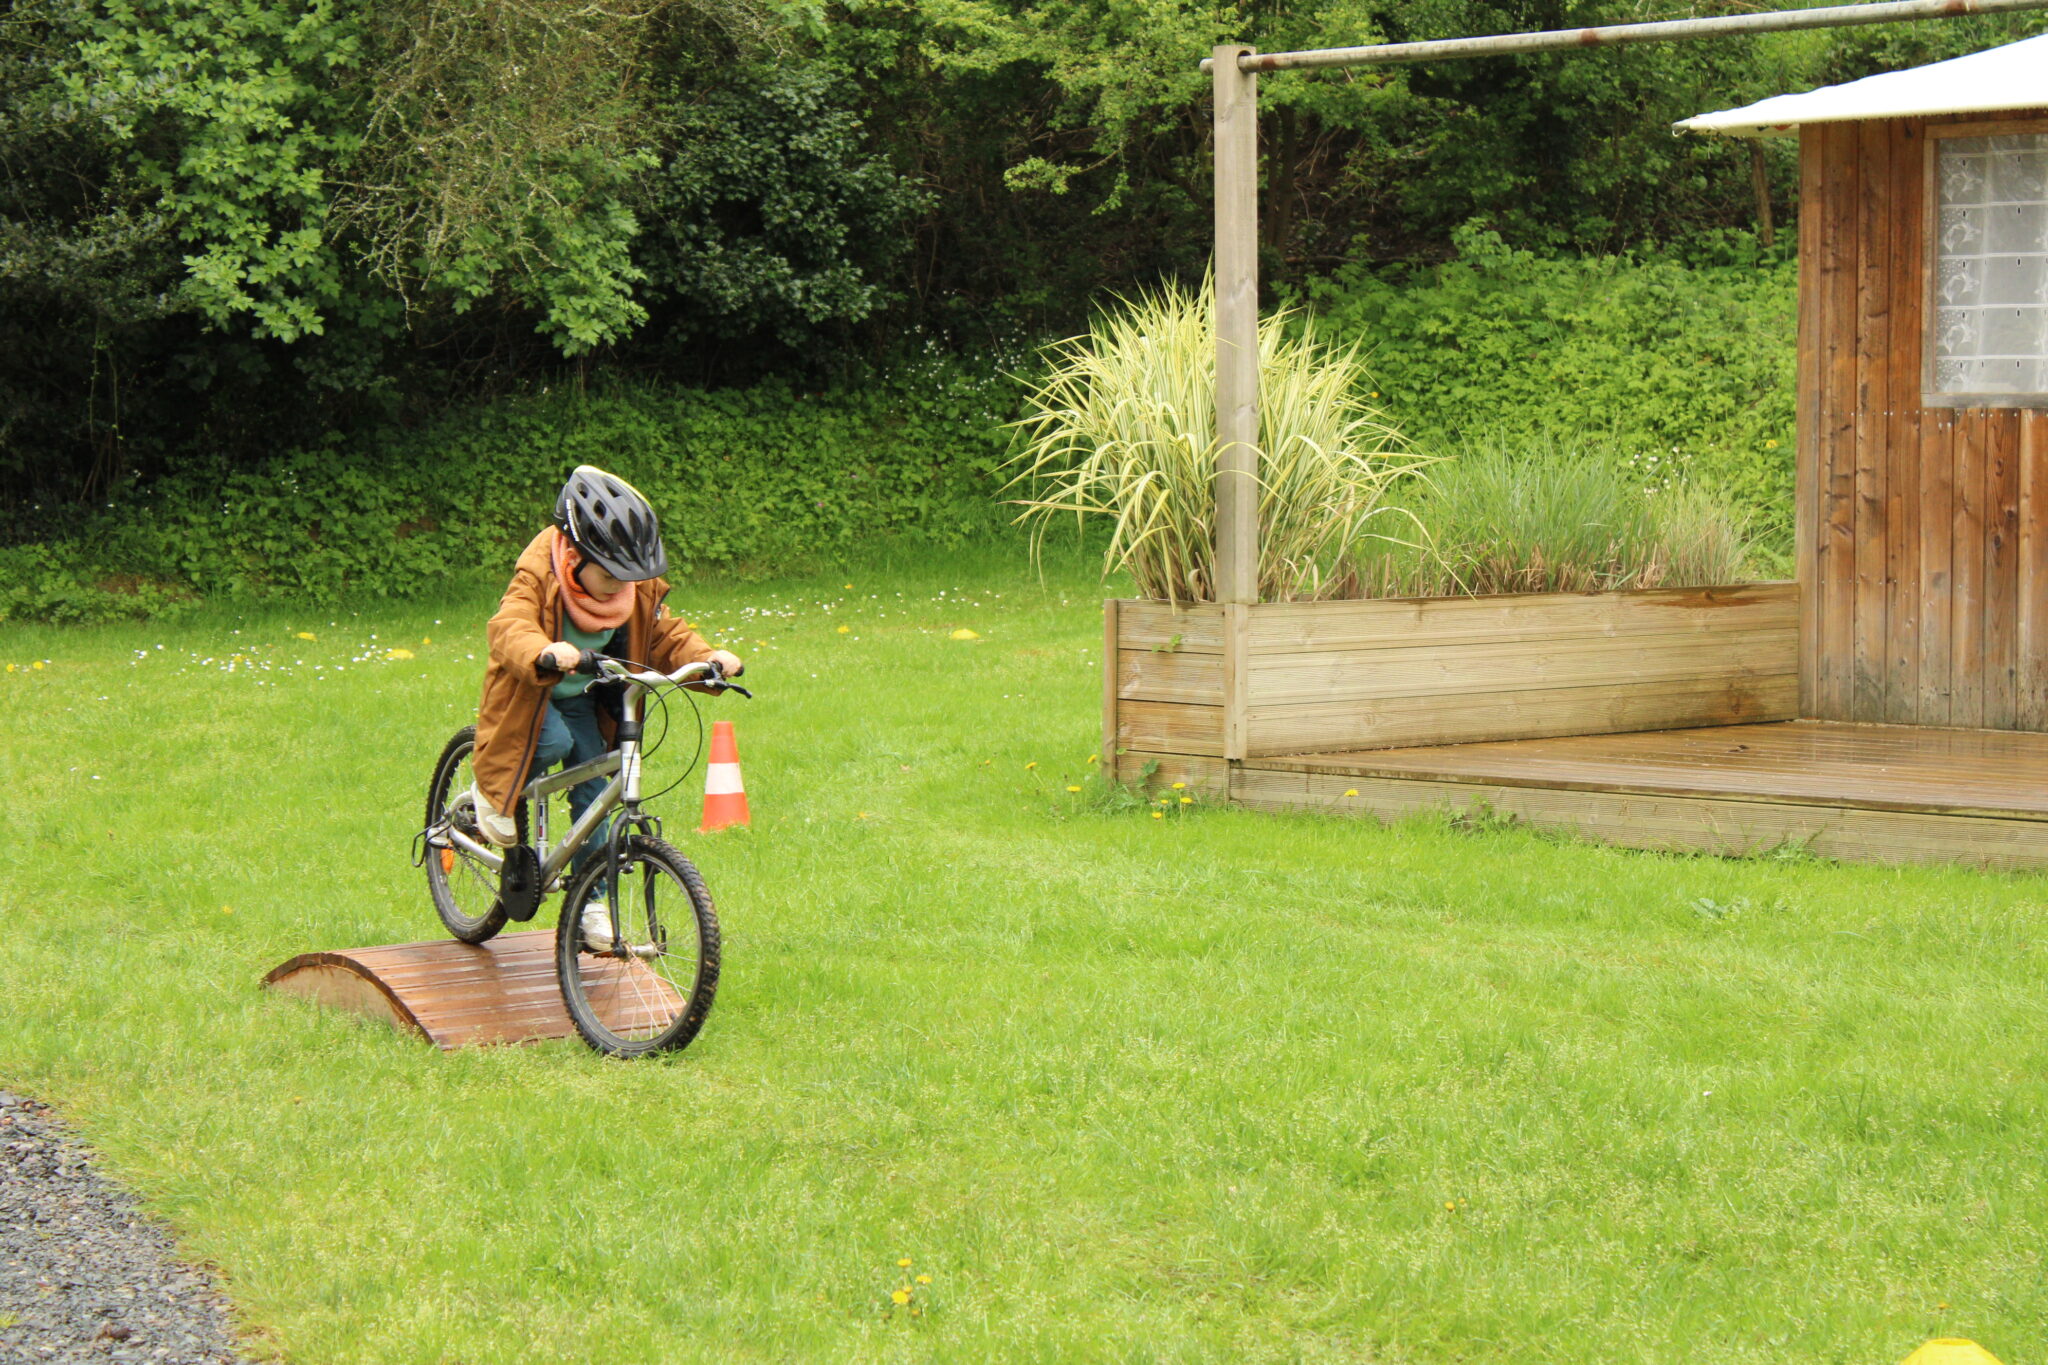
[560,840,714,1053]
[426,734,509,943]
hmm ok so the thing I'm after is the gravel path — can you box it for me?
[0,1093,253,1364]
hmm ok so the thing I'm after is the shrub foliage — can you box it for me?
[0,363,1018,623]
[1353,438,1761,598]
[1006,279,1423,604]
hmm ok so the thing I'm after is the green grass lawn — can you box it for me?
[3,544,2045,1364]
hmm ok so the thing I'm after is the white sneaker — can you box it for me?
[581,900,614,952]
[470,785,517,847]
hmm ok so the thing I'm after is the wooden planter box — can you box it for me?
[1104,582,1800,797]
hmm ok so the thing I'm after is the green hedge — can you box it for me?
[6,239,1809,624]
[1,362,1021,623]
[1300,227,1798,518]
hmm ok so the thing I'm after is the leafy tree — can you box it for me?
[631,59,927,366]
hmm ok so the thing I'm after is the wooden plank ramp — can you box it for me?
[263,931,681,1050]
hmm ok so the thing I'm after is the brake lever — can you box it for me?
[698,659,752,699]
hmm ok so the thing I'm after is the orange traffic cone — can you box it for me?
[699,719,751,832]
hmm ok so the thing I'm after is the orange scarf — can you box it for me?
[549,528,635,634]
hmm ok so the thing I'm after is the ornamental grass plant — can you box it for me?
[1005,278,1424,604]
[1351,438,1761,598]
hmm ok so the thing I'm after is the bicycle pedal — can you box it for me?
[494,845,543,923]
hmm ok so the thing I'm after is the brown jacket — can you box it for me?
[472,528,717,815]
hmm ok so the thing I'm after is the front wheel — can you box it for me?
[555,835,721,1057]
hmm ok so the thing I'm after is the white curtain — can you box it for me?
[1935,132,2048,398]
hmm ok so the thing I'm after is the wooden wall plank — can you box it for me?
[1245,584,1795,652]
[1797,127,1823,718]
[1885,119,1923,724]
[1117,648,1223,705]
[1952,408,1988,728]
[1115,601,1224,653]
[1817,121,1862,720]
[1245,629,1797,706]
[1984,413,2022,727]
[1852,120,1893,721]
[1243,675,1797,757]
[1919,410,1956,724]
[1114,750,1228,799]
[1115,701,1223,757]
[2021,412,2048,728]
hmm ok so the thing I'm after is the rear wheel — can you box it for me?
[424,725,518,944]
[555,835,720,1057]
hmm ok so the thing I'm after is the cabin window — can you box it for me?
[1931,130,2048,403]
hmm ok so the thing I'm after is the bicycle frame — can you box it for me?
[439,659,700,892]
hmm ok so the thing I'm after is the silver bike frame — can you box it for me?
[439,659,713,890]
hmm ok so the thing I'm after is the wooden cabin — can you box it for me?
[1109,36,2048,868]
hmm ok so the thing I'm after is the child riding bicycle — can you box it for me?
[470,466,743,949]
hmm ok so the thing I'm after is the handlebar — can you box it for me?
[575,650,752,699]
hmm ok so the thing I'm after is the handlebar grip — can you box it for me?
[575,649,604,676]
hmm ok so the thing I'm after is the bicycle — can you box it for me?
[415,653,751,1057]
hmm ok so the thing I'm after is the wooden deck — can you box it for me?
[1241,720,2048,869]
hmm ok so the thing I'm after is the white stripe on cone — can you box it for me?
[705,763,745,796]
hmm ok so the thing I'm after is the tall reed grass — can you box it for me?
[1005,279,1424,604]
[1351,439,1759,598]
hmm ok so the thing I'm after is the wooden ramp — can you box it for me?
[263,931,681,1050]
[1241,720,2048,870]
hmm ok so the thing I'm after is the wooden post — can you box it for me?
[1102,598,1122,777]
[1213,43,1259,610]
[1213,44,1258,767]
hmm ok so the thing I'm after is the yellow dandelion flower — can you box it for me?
[837,625,851,635]
[422,637,432,645]
[845,583,854,590]
[1344,788,1359,797]
[1086,753,1098,764]
[1765,439,1780,449]
[910,1307,922,1317]
[221,905,233,914]
[898,1258,912,1268]
[30,661,43,670]
[1180,796,1192,804]
[916,1274,932,1284]
[891,1288,910,1305]
[1066,785,1082,793]
[1171,781,1186,790]
[4,663,13,673]
[1445,1201,1456,1211]
[295,631,316,640]
[1151,810,1164,820]
[1025,761,1037,770]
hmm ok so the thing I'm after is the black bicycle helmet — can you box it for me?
[552,465,668,581]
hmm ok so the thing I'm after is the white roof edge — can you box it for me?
[1677,32,2048,137]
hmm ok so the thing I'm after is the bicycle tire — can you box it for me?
[554,835,720,1057]
[423,724,521,944]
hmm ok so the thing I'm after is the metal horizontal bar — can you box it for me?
[1200,0,2048,73]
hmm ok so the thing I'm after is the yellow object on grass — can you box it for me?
[950,628,980,640]
[1901,1341,2004,1365]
